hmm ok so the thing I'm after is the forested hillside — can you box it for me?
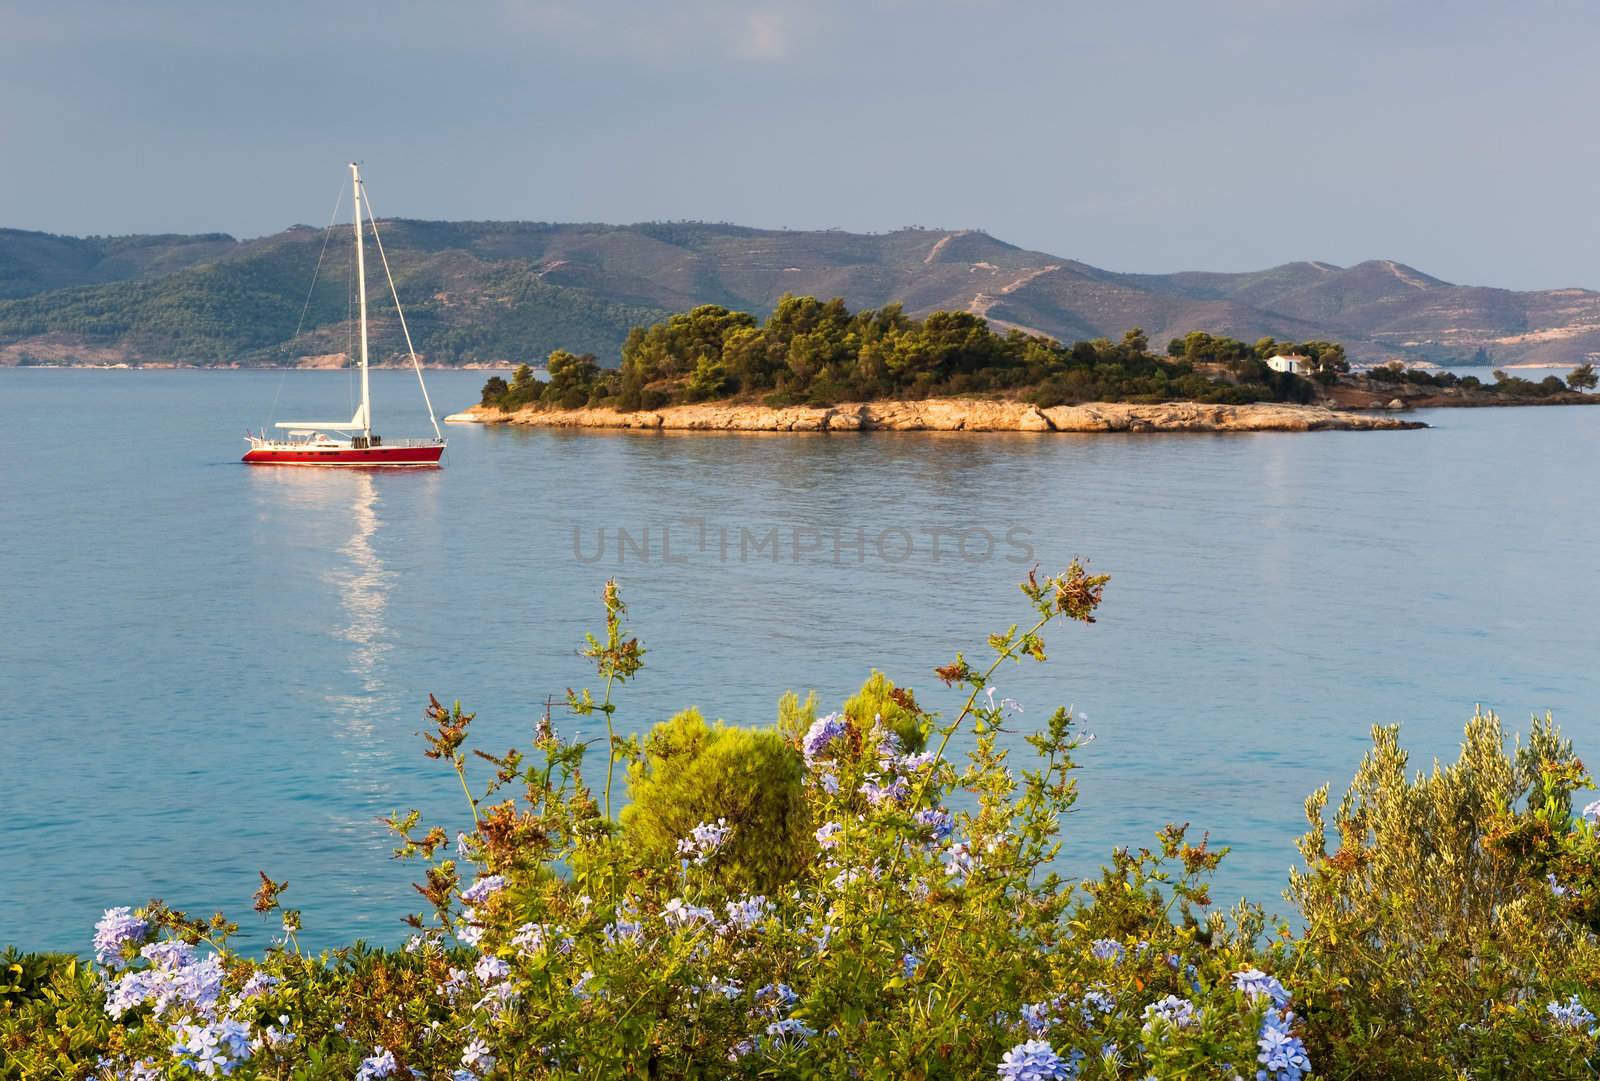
[4,221,1600,367]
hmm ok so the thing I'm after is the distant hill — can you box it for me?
[2,221,1597,368]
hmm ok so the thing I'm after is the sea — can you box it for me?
[3,367,1597,953]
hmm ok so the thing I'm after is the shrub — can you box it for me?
[1288,711,1600,1079]
[620,708,810,893]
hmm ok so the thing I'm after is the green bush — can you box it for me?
[620,707,810,893]
[1287,711,1600,1078]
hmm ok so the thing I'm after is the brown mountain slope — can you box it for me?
[2,221,1598,366]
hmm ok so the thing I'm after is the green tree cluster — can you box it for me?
[481,297,1325,411]
[1366,363,1577,398]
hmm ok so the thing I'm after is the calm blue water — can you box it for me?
[3,368,1598,954]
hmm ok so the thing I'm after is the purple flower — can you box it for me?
[765,1017,817,1042]
[1089,939,1124,964]
[512,922,574,955]
[171,1018,254,1077]
[437,967,470,1003]
[1078,989,1115,1023]
[93,907,150,970]
[723,895,773,933]
[1232,968,1292,1009]
[355,1047,398,1081]
[456,909,485,947]
[815,821,843,848]
[869,717,904,762]
[915,807,954,841]
[251,1015,295,1052]
[676,819,732,864]
[1547,995,1598,1033]
[997,1039,1078,1081]
[706,976,743,999]
[1141,995,1198,1033]
[945,842,978,881]
[603,918,642,946]
[140,939,196,970]
[473,955,510,985]
[1257,1009,1312,1081]
[754,982,799,1013]
[107,945,224,1020]
[460,875,507,905]
[802,713,847,762]
[663,897,715,927]
[237,971,279,1001]
[1582,798,1600,825]
[476,980,522,1016]
[460,1038,495,1074]
[1020,1000,1057,1036]
[859,774,909,807]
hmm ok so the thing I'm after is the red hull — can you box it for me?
[243,445,444,466]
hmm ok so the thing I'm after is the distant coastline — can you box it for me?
[445,398,1426,433]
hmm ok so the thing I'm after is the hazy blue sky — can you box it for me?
[3,0,1596,289]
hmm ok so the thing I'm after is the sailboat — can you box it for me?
[243,164,446,466]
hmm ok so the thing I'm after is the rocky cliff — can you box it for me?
[445,399,1425,433]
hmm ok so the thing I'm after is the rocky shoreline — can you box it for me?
[444,398,1427,433]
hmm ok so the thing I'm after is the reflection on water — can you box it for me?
[321,470,390,735]
[243,468,394,740]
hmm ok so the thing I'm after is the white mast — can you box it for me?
[351,162,372,439]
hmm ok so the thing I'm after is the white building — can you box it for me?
[1266,353,1309,374]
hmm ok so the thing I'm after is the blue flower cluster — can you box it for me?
[93,907,150,970]
[459,874,507,905]
[663,897,716,927]
[1256,1009,1312,1081]
[1141,994,1198,1033]
[92,914,292,1079]
[170,1019,252,1077]
[858,774,910,807]
[1019,999,1059,1036]
[355,1046,398,1080]
[460,1036,496,1075]
[1232,968,1292,1009]
[676,818,733,864]
[914,807,954,842]
[512,920,575,955]
[473,955,510,985]
[765,1017,818,1043]
[723,894,773,933]
[802,713,847,762]
[1078,989,1115,1024]
[1546,995,1598,1035]
[1582,798,1600,825]
[1229,968,1311,1081]
[1089,939,1124,964]
[105,941,224,1020]
[997,1038,1081,1080]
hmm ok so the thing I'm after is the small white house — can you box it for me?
[1266,353,1309,374]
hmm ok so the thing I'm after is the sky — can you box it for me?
[3,0,1598,290]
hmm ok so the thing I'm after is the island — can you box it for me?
[450,299,1438,433]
